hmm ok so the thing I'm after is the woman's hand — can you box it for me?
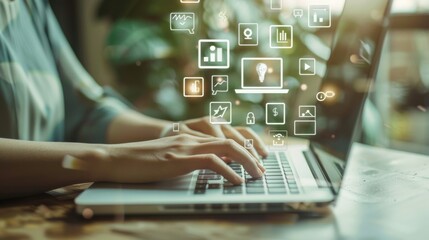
[94,134,265,185]
[165,117,269,160]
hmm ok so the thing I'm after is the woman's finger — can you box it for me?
[184,117,226,138]
[179,124,214,139]
[235,127,269,158]
[221,125,260,159]
[220,125,265,172]
[174,154,243,185]
[191,140,264,178]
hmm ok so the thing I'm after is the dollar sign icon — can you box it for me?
[273,107,279,117]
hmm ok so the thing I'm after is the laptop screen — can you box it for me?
[241,58,283,89]
[310,0,391,193]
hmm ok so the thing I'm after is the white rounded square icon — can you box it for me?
[238,23,259,46]
[270,25,293,49]
[198,40,230,69]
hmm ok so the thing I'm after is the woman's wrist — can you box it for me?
[65,144,112,182]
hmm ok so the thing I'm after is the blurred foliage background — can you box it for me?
[50,0,429,154]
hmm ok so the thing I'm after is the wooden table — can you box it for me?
[1,143,428,240]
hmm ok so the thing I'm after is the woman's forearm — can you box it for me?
[107,111,172,144]
[0,111,172,199]
[0,138,105,199]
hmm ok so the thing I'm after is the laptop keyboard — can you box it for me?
[194,151,300,195]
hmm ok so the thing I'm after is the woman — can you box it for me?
[0,0,267,199]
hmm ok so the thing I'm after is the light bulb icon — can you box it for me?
[256,63,268,83]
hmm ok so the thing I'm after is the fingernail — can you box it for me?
[236,176,244,184]
[257,169,264,177]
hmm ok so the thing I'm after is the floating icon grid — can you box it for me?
[172,1,331,135]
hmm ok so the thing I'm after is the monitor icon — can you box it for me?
[198,40,230,69]
[235,58,289,94]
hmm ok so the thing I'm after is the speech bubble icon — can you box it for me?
[293,9,304,18]
[211,75,229,95]
[170,12,195,34]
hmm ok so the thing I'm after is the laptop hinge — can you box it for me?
[303,150,331,189]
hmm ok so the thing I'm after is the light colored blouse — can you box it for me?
[0,0,128,143]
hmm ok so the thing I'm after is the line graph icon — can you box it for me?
[211,75,229,95]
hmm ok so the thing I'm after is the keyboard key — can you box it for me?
[246,185,264,189]
[246,177,262,181]
[266,176,284,180]
[266,169,282,173]
[246,183,263,187]
[266,179,284,184]
[198,175,221,180]
[208,184,221,189]
[223,187,243,194]
[287,180,296,184]
[194,189,205,194]
[268,188,287,194]
[264,167,280,170]
[246,182,264,188]
[285,174,294,179]
[290,189,300,194]
[246,188,265,194]
[265,173,283,177]
[267,183,286,188]
[201,169,216,174]
[195,183,207,189]
[263,163,279,167]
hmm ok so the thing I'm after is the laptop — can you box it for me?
[235,58,290,94]
[76,0,392,215]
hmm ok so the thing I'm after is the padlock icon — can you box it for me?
[246,112,255,125]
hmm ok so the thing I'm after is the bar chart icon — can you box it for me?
[308,5,331,28]
[198,40,230,69]
[276,28,288,44]
[203,46,223,63]
[270,25,293,48]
